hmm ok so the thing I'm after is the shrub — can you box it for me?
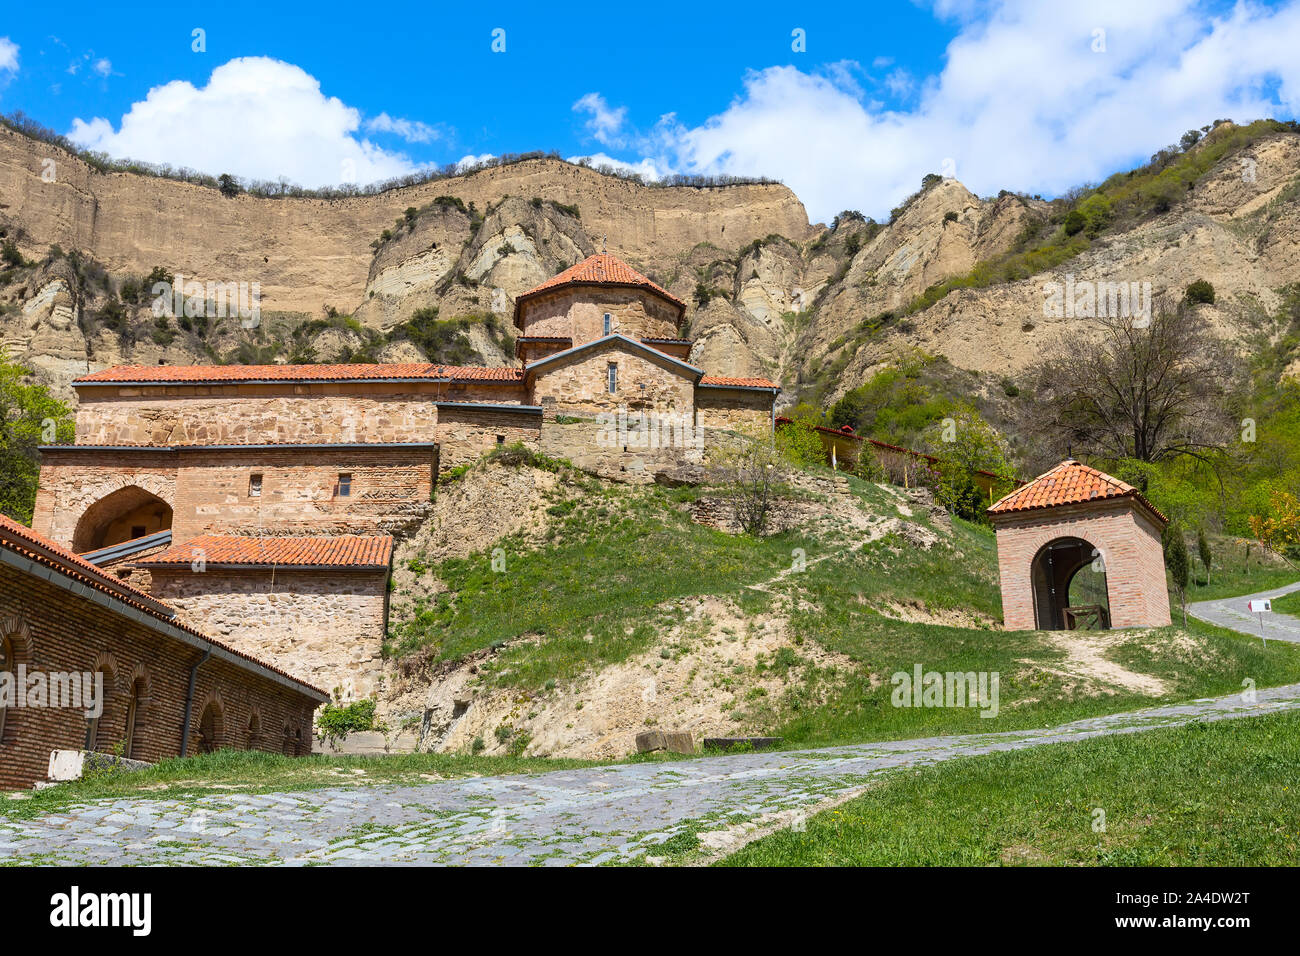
[1185,279,1216,304]
[316,698,378,742]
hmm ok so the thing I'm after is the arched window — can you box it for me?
[0,617,30,747]
[247,709,263,749]
[84,652,118,753]
[0,634,13,745]
[197,699,224,754]
[123,676,150,759]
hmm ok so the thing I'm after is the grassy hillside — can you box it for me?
[385,460,1300,754]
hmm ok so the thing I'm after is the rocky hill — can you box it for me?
[2,118,1299,407]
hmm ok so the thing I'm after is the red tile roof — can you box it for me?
[138,534,393,569]
[514,253,686,326]
[988,459,1166,523]
[0,516,327,698]
[699,375,779,389]
[74,363,524,385]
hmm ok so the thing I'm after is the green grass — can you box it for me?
[1273,589,1300,616]
[720,709,1300,866]
[391,465,1300,749]
[0,748,614,822]
[1182,533,1296,601]
[389,477,819,689]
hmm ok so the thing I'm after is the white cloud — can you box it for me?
[92,58,112,78]
[567,152,662,181]
[593,0,1300,222]
[365,112,441,144]
[455,153,496,171]
[68,57,420,188]
[573,92,628,147]
[0,37,18,75]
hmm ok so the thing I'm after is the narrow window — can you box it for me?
[337,473,352,497]
[123,677,147,760]
[0,636,12,743]
[607,363,617,394]
[130,525,146,540]
[603,312,612,336]
[249,473,262,497]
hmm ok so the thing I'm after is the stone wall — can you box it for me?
[992,501,1171,630]
[73,380,524,445]
[520,287,681,345]
[172,446,434,540]
[0,562,321,790]
[695,387,775,433]
[538,418,702,483]
[532,341,695,418]
[147,568,389,700]
[434,406,542,473]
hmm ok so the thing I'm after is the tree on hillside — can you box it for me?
[0,353,75,523]
[1022,308,1236,476]
[707,428,793,536]
[1197,528,1213,586]
[1164,525,1190,626]
[920,405,1016,522]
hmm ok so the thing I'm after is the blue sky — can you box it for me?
[1,1,1297,222]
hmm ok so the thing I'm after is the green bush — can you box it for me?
[1185,279,1216,304]
[316,698,378,742]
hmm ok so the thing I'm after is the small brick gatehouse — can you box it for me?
[988,460,1171,630]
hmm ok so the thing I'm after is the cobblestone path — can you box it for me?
[2,682,1296,866]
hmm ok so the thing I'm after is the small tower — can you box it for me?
[988,460,1171,630]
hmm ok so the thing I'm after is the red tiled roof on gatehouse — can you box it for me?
[699,375,779,389]
[138,534,393,569]
[513,252,686,325]
[987,459,1167,523]
[73,363,524,386]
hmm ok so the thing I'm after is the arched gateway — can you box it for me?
[988,460,1170,631]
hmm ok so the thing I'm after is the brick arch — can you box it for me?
[120,663,153,760]
[194,691,226,754]
[246,705,264,749]
[1030,535,1112,630]
[85,651,120,752]
[0,616,32,748]
[72,482,174,553]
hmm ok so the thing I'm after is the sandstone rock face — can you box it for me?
[4,123,1300,409]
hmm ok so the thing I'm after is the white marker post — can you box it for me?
[1248,598,1272,645]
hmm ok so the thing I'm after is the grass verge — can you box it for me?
[720,708,1300,866]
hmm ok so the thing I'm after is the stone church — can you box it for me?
[31,253,778,700]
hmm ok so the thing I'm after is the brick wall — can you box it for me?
[36,446,434,549]
[171,446,434,540]
[520,287,680,344]
[74,380,524,445]
[0,561,321,790]
[147,568,389,702]
[992,500,1171,630]
[531,342,695,418]
[33,450,178,548]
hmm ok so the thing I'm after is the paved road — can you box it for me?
[1188,579,1300,643]
[3,682,1298,866]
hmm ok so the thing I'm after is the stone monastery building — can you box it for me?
[32,254,779,700]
